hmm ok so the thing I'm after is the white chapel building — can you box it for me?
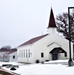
[17,8,74,63]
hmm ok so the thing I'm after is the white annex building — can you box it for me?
[0,48,17,62]
[17,8,74,63]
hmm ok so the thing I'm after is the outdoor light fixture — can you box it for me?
[68,7,74,66]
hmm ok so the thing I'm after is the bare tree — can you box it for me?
[56,11,74,42]
[1,45,11,50]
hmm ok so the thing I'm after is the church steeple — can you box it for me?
[47,8,57,34]
[48,8,56,28]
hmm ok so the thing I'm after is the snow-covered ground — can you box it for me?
[0,60,74,75]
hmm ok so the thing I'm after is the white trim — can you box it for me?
[47,42,61,47]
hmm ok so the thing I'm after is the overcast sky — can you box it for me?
[0,0,74,48]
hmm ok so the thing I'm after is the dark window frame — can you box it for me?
[41,53,44,58]
[13,55,15,59]
[65,52,67,57]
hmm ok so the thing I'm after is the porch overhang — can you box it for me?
[50,47,66,54]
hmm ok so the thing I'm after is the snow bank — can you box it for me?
[0,60,74,75]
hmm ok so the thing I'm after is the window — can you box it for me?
[24,50,25,58]
[28,49,30,58]
[22,50,23,57]
[41,53,44,58]
[13,55,15,59]
[26,49,27,58]
[25,49,32,58]
[65,52,67,57]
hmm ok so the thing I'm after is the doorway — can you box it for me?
[50,47,67,60]
[52,53,58,60]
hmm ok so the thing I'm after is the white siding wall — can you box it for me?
[47,28,57,34]
[9,52,17,62]
[32,35,54,63]
[17,45,34,63]
[58,53,66,60]
[33,34,73,63]
[52,34,73,59]
[0,51,17,62]
[0,52,7,55]
[0,52,9,61]
[17,34,74,63]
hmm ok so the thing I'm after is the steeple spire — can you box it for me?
[48,8,56,28]
[47,8,57,34]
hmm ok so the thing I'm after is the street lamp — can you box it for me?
[68,7,74,66]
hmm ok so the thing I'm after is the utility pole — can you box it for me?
[68,7,74,66]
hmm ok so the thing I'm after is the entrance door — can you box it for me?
[52,54,58,60]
